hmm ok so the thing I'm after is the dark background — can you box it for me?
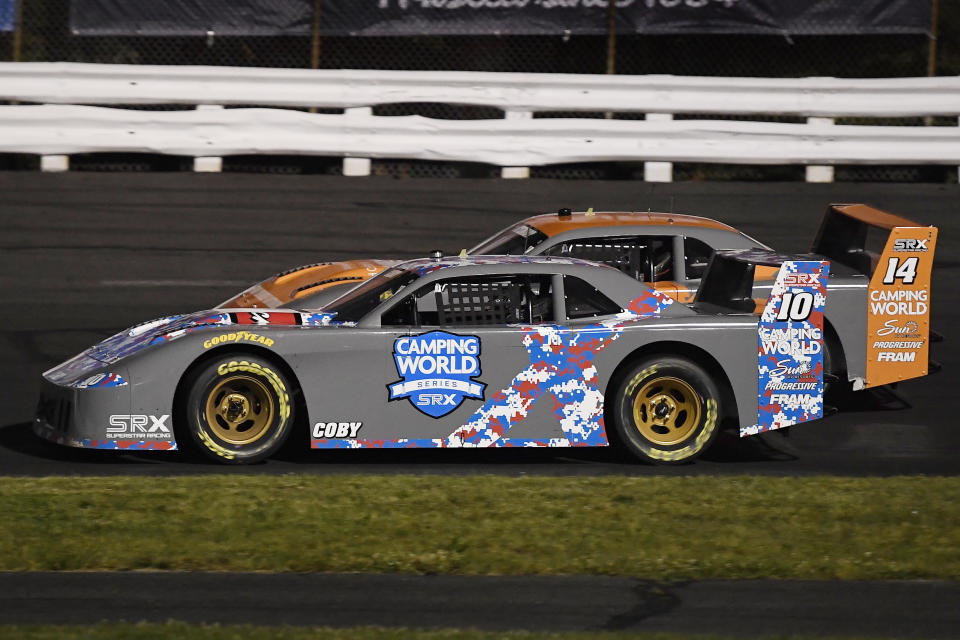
[2,1,957,182]
[67,0,931,37]
[6,0,953,75]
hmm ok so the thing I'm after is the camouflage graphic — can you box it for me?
[742,260,829,437]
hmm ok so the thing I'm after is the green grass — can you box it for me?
[0,624,905,640]
[1,475,958,579]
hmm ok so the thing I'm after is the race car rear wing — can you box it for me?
[811,204,929,277]
[812,204,938,388]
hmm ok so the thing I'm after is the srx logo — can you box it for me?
[894,238,928,252]
[416,393,457,407]
[782,273,819,286]
[107,414,171,437]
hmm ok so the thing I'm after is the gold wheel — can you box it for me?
[631,376,701,447]
[203,374,275,446]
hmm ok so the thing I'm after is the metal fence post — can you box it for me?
[40,155,69,172]
[925,0,941,127]
[928,0,940,78]
[311,0,323,70]
[644,113,673,182]
[500,110,533,179]
[606,0,617,76]
[11,0,22,61]
[342,106,372,176]
[193,105,224,172]
[805,117,835,183]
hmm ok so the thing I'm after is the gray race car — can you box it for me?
[34,216,938,465]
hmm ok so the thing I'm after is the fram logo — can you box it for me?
[107,414,172,440]
[894,238,929,252]
[878,351,917,362]
[388,331,485,418]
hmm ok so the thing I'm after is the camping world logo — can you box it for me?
[388,331,485,418]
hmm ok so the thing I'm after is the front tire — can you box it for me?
[184,354,294,464]
[611,356,720,464]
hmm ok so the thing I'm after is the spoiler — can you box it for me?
[812,204,937,388]
[695,250,830,437]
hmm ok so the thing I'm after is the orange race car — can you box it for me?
[220,209,770,310]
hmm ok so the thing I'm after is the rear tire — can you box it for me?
[610,356,721,464]
[823,329,852,405]
[184,354,294,464]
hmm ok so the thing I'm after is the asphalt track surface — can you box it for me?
[1,174,958,635]
[1,572,958,638]
[0,174,957,477]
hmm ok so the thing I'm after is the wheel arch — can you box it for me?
[821,315,847,378]
[604,341,739,426]
[172,344,309,448]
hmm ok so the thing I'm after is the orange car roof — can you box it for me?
[524,211,739,237]
[828,204,923,230]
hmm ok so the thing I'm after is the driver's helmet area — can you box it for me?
[382,274,555,327]
[544,235,672,282]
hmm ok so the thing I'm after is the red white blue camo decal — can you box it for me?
[313,289,674,449]
[742,260,830,437]
[32,423,178,451]
[78,439,177,451]
[70,310,348,369]
[69,373,127,389]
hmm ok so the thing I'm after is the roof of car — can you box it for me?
[828,204,923,230]
[523,211,740,237]
[399,254,608,275]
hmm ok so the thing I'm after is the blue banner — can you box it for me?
[0,0,15,32]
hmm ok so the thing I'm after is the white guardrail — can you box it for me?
[1,62,959,181]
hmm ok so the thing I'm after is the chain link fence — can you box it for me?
[2,0,958,182]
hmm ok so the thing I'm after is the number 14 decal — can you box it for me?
[882,257,919,285]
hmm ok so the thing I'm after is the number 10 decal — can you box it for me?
[775,291,814,321]
[882,257,919,285]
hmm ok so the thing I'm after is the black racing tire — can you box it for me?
[610,356,721,464]
[823,329,852,405]
[184,354,295,464]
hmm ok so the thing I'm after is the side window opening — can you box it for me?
[545,236,673,283]
[684,237,714,281]
[469,224,548,255]
[382,275,554,327]
[380,292,418,327]
[563,276,622,320]
[437,280,517,326]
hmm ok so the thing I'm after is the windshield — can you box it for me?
[469,223,548,255]
[323,267,419,323]
[738,231,773,251]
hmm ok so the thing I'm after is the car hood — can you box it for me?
[45,311,231,384]
[88,309,345,364]
[220,259,401,309]
[45,309,348,384]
